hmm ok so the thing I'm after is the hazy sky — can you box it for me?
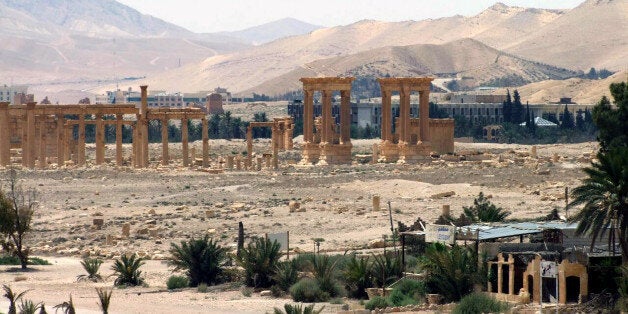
[116,0,585,33]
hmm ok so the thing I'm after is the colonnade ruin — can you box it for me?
[299,76,454,165]
[0,76,454,170]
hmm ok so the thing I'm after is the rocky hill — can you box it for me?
[218,17,322,45]
[241,38,579,96]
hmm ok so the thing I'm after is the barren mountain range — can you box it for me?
[1,0,626,104]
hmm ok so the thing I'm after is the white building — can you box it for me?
[0,85,29,105]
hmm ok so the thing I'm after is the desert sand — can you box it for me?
[0,140,597,313]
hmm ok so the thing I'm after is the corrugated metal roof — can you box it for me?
[458,221,578,241]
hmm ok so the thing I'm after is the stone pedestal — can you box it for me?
[397,142,431,163]
[300,142,321,165]
[378,141,399,163]
[318,143,352,165]
[226,156,234,170]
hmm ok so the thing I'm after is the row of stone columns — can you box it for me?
[300,77,354,165]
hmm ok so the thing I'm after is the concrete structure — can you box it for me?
[378,77,434,163]
[300,77,354,165]
[0,86,209,169]
[521,255,588,305]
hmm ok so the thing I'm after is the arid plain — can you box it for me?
[0,139,596,313]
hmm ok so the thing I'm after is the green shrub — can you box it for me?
[463,192,510,222]
[273,303,325,314]
[112,254,145,287]
[371,253,403,287]
[166,275,189,290]
[387,289,417,307]
[77,258,103,282]
[289,278,330,302]
[18,299,40,314]
[364,296,389,310]
[197,283,208,293]
[344,255,372,299]
[169,235,227,287]
[421,243,478,302]
[241,287,253,297]
[0,256,50,266]
[95,288,112,314]
[452,293,510,314]
[237,238,282,288]
[308,254,344,298]
[53,295,76,314]
[273,260,299,291]
[3,284,29,314]
[393,278,426,300]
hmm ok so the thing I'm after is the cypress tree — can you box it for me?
[502,89,512,123]
[561,105,575,129]
[512,90,524,124]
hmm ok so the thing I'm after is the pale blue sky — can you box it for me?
[116,0,586,33]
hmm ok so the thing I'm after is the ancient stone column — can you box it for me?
[303,90,313,143]
[95,113,105,165]
[77,112,86,166]
[115,114,123,166]
[132,122,139,167]
[64,125,71,165]
[246,126,253,167]
[38,130,46,170]
[160,118,169,166]
[56,114,65,166]
[272,127,279,170]
[531,145,537,158]
[202,118,209,168]
[190,146,196,163]
[226,155,234,170]
[321,90,332,143]
[381,90,392,142]
[372,143,378,164]
[235,155,242,170]
[340,90,351,144]
[399,86,411,144]
[0,103,10,167]
[419,90,430,143]
[25,102,37,168]
[285,121,294,149]
[256,157,262,171]
[181,118,189,166]
[140,86,149,168]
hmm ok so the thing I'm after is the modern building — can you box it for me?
[96,87,231,113]
[0,85,30,105]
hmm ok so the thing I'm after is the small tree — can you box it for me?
[0,169,37,269]
[463,192,510,222]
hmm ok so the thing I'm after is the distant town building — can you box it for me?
[96,87,232,113]
[0,85,30,105]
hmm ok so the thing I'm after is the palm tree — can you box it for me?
[169,235,226,287]
[568,148,628,261]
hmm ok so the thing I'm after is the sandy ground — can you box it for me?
[0,140,597,313]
